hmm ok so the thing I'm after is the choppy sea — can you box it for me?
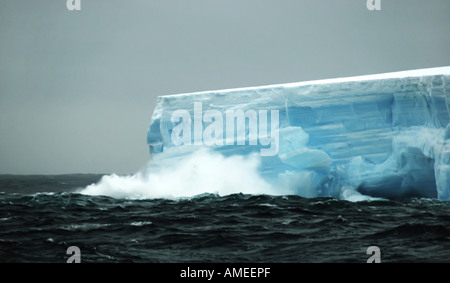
[0,174,449,263]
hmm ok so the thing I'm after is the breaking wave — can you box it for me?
[80,150,284,199]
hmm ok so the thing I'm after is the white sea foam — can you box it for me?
[80,149,283,199]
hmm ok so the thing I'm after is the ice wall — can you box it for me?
[147,67,450,200]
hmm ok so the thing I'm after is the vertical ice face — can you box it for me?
[147,67,450,200]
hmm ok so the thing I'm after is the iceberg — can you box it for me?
[147,67,450,201]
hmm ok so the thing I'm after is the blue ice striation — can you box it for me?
[147,67,450,201]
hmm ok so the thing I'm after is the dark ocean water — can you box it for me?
[0,174,449,263]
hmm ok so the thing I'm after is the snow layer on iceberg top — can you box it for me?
[147,67,450,201]
[164,66,450,98]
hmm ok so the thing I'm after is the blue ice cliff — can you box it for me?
[147,67,450,201]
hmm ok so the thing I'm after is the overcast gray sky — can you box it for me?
[1,0,449,174]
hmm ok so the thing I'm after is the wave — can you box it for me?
[80,150,284,199]
[80,148,384,202]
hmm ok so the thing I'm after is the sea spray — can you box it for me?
[80,149,282,199]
